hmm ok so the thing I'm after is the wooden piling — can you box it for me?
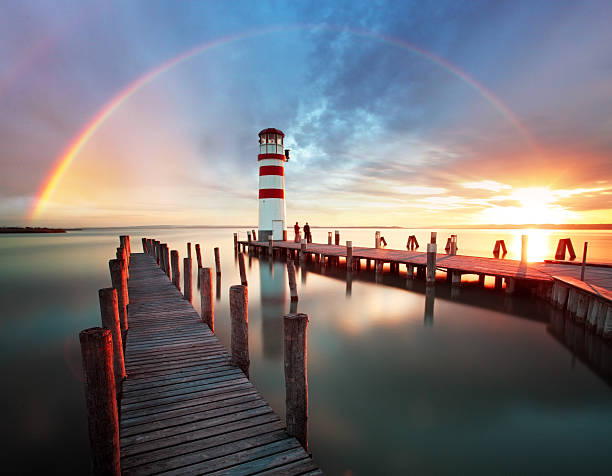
[234,233,238,251]
[214,247,221,275]
[171,250,180,290]
[195,243,202,269]
[283,312,308,451]
[108,259,128,340]
[334,230,340,246]
[252,229,257,241]
[521,234,528,263]
[187,242,192,259]
[229,285,249,377]
[426,243,437,285]
[199,268,214,332]
[184,257,192,303]
[287,260,298,302]
[346,241,353,269]
[247,231,252,243]
[328,232,332,245]
[79,327,120,476]
[141,237,147,253]
[98,288,126,391]
[581,242,588,281]
[238,252,247,286]
[430,231,437,244]
[161,244,170,278]
[375,231,381,249]
[451,271,462,287]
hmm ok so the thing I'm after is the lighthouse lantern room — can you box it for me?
[257,128,288,241]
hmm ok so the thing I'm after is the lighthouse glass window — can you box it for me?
[276,134,283,153]
[267,134,276,154]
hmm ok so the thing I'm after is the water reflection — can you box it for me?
[548,311,612,386]
[259,258,286,359]
[424,285,435,326]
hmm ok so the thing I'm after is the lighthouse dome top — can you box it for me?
[258,128,284,138]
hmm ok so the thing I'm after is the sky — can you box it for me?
[1,0,611,227]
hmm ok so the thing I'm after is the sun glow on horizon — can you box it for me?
[479,186,576,225]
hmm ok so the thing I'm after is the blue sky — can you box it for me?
[1,0,611,226]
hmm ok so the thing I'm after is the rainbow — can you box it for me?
[30,24,534,220]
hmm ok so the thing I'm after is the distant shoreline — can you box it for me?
[0,227,69,234]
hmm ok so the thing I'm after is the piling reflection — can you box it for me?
[424,285,435,326]
[548,311,612,386]
[259,258,286,359]
[346,269,352,297]
[216,273,221,301]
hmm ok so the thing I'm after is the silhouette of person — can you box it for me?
[294,222,300,242]
[304,222,311,243]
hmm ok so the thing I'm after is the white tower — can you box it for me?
[257,128,287,241]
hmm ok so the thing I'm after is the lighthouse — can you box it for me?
[258,128,288,241]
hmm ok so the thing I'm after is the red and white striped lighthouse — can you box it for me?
[258,128,288,241]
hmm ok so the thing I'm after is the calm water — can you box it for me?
[1,227,611,474]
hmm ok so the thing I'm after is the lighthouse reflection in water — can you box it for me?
[259,258,288,359]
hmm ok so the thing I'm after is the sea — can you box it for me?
[1,226,611,474]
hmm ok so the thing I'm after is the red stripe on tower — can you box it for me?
[259,166,284,176]
[258,153,286,161]
[259,189,285,199]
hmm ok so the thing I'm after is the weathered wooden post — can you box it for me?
[327,232,332,245]
[233,233,238,252]
[521,234,528,263]
[116,246,129,279]
[450,235,458,255]
[229,285,249,377]
[214,247,221,275]
[300,238,307,263]
[268,238,274,257]
[79,327,120,476]
[581,242,588,281]
[184,257,192,302]
[108,259,128,341]
[162,244,170,277]
[252,229,257,241]
[170,250,180,290]
[287,260,298,302]
[98,288,126,392]
[375,231,381,249]
[199,268,214,332]
[141,237,147,253]
[334,230,340,246]
[283,312,308,450]
[238,252,247,286]
[247,231,252,243]
[426,243,437,285]
[195,243,203,269]
[346,241,353,270]
[430,231,437,244]
[187,242,192,259]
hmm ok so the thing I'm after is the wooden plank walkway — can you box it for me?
[239,240,612,296]
[119,253,320,475]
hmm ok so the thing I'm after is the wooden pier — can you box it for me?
[238,238,612,338]
[117,253,319,475]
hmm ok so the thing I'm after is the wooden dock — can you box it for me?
[238,238,612,338]
[118,253,320,475]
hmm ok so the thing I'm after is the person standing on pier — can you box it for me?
[294,222,301,242]
[304,222,311,243]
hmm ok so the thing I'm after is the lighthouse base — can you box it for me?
[258,229,273,242]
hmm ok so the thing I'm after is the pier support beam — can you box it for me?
[346,241,353,270]
[287,260,298,302]
[230,285,249,377]
[79,328,120,476]
[426,243,437,285]
[98,288,125,391]
[109,259,128,342]
[199,268,214,332]
[214,247,221,275]
[184,257,192,303]
[284,312,309,451]
[238,252,247,286]
[451,271,462,287]
[505,277,516,295]
[171,250,180,291]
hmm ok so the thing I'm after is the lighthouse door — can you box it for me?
[272,220,284,241]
